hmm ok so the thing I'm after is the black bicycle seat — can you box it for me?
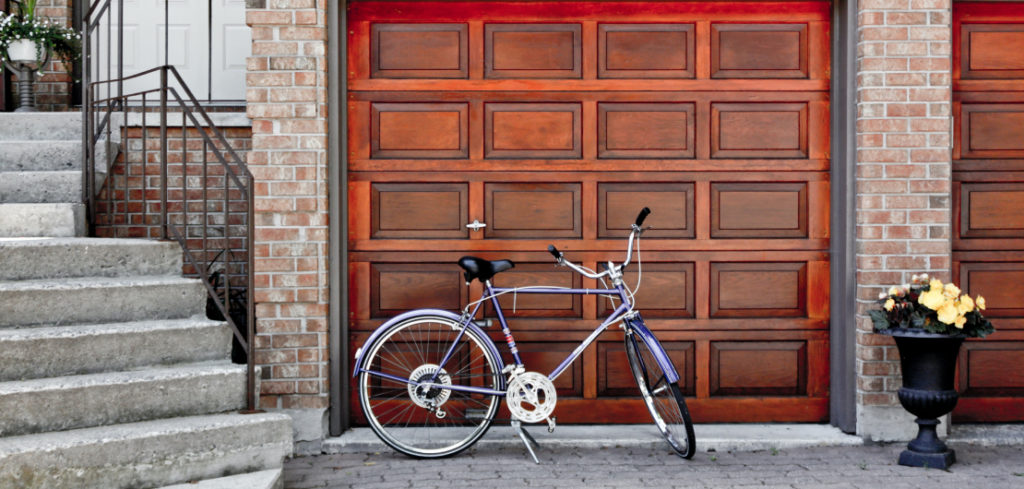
[457,256,514,284]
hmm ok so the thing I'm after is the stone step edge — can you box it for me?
[0,360,243,396]
[0,316,223,338]
[0,274,201,291]
[157,469,283,489]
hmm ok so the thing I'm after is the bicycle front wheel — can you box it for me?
[624,328,696,458]
[358,315,503,458]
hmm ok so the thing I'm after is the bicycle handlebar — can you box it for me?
[548,207,648,279]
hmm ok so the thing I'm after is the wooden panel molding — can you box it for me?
[711,102,808,158]
[961,342,1024,396]
[598,340,695,396]
[710,341,808,395]
[711,23,808,79]
[600,263,695,318]
[710,262,808,318]
[711,182,808,238]
[958,262,1024,318]
[598,182,695,238]
[371,102,469,159]
[485,23,582,79]
[485,182,582,238]
[489,263,583,317]
[485,103,582,159]
[371,23,468,78]
[960,103,1024,159]
[371,183,469,239]
[960,182,1024,239]
[961,23,1024,80]
[598,103,695,159]
[598,23,695,79]
[370,263,466,317]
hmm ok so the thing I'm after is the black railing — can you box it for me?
[82,1,257,411]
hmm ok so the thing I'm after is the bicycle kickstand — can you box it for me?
[511,420,541,464]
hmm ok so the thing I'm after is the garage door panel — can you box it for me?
[371,23,469,78]
[711,102,808,158]
[485,103,582,159]
[598,23,695,79]
[710,262,808,318]
[711,182,808,238]
[599,262,696,318]
[960,23,1024,80]
[488,263,583,318]
[599,340,696,396]
[511,342,584,396]
[598,103,696,159]
[485,182,582,238]
[485,23,582,79]
[371,103,469,159]
[712,23,808,79]
[598,182,695,238]
[371,182,469,239]
[710,341,807,396]
[960,104,1024,159]
[959,182,1024,239]
[958,262,1024,318]
[369,263,467,317]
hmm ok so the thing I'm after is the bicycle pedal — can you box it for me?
[546,416,556,433]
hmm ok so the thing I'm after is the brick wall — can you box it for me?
[245,0,330,413]
[855,0,953,439]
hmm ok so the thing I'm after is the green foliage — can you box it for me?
[871,276,995,338]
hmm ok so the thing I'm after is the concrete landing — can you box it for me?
[322,424,864,454]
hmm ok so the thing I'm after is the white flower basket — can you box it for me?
[6,39,39,63]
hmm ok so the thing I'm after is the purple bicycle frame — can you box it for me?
[356,281,680,397]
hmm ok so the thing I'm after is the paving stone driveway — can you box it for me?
[284,443,1024,488]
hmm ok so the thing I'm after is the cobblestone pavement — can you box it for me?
[284,443,1024,488]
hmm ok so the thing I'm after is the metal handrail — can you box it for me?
[82,0,258,412]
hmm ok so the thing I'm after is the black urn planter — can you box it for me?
[884,328,965,469]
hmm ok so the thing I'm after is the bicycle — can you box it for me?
[353,207,696,462]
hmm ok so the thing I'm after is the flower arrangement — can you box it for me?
[0,0,81,66]
[870,274,994,338]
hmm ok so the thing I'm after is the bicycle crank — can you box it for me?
[506,371,557,425]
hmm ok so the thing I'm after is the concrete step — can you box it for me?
[0,171,82,203]
[0,412,293,489]
[158,469,283,489]
[0,318,230,381]
[0,203,85,237]
[0,141,82,171]
[0,362,245,437]
[0,112,81,141]
[0,238,182,281]
[0,275,206,328]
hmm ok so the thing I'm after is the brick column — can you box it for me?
[246,0,330,443]
[855,0,953,440]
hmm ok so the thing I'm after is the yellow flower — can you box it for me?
[955,315,967,329]
[937,300,959,325]
[958,294,975,315]
[919,288,946,310]
[943,283,961,299]
[929,278,943,291]
[884,298,895,311]
[977,295,986,311]
[888,286,901,297]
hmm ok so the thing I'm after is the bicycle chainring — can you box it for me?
[506,371,557,424]
[407,364,452,409]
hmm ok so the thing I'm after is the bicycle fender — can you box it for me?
[627,318,682,384]
[352,309,505,378]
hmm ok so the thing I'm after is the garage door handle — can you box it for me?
[466,220,487,231]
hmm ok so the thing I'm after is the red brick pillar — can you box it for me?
[245,0,330,439]
[855,0,953,439]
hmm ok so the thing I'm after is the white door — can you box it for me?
[96,0,249,101]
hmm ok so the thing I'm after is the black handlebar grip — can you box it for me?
[548,244,563,261]
[635,207,651,227]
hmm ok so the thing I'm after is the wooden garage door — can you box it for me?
[953,2,1024,422]
[347,1,831,423]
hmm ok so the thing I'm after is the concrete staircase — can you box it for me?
[0,114,291,489]
[0,113,89,237]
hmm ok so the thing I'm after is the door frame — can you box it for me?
[326,0,859,436]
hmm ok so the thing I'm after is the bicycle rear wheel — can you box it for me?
[358,315,503,458]
[624,327,696,458]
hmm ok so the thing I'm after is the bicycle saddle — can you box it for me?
[458,256,514,284]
